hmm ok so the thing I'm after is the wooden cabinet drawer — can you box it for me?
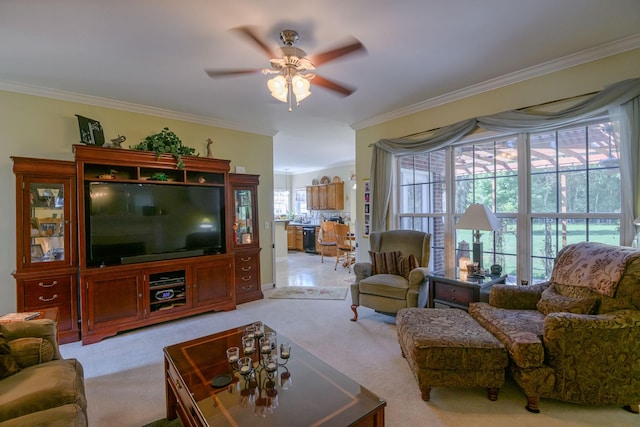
[434,283,474,305]
[23,276,72,304]
[235,254,259,293]
[22,275,73,330]
[166,359,202,425]
[234,250,262,304]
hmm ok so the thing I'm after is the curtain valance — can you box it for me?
[369,78,640,235]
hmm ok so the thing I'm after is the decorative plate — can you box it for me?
[332,176,341,183]
[312,178,319,185]
[320,176,330,184]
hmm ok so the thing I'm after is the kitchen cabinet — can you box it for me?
[306,182,344,210]
[229,173,263,304]
[287,225,296,250]
[12,157,79,343]
[295,226,303,251]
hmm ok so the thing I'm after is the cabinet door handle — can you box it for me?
[241,266,252,272]
[240,257,251,262]
[39,281,58,287]
[241,276,252,281]
[242,285,253,291]
[39,294,58,302]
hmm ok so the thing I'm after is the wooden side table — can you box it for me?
[428,274,507,310]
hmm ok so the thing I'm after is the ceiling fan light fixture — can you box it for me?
[291,75,311,103]
[267,75,288,103]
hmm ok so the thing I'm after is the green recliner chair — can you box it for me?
[350,230,431,321]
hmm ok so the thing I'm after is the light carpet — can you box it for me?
[60,286,637,427]
[268,285,347,300]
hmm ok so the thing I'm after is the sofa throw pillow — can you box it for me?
[536,284,599,316]
[8,337,55,368]
[396,255,420,280]
[0,332,21,379]
[369,251,401,275]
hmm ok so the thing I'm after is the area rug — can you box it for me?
[269,286,348,300]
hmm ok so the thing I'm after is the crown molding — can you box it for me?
[351,33,640,130]
[0,80,278,137]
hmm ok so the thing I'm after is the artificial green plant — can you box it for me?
[130,127,197,169]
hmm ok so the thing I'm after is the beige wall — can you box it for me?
[1,90,274,314]
[354,48,640,260]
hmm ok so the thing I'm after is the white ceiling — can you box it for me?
[1,1,639,174]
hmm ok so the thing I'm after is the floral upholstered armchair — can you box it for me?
[351,230,431,321]
[469,242,640,414]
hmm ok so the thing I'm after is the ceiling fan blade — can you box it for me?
[311,75,355,97]
[233,26,278,59]
[309,39,365,66]
[205,68,262,78]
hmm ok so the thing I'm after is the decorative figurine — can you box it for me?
[106,134,126,148]
[206,138,213,158]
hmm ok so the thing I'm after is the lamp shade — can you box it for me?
[267,76,288,103]
[456,204,501,231]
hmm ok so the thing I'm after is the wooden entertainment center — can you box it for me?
[12,145,262,345]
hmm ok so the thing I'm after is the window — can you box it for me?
[396,117,621,282]
[529,121,620,281]
[274,190,289,217]
[397,151,446,273]
[295,188,308,214]
[454,136,519,278]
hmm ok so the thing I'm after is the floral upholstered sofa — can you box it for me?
[468,242,640,413]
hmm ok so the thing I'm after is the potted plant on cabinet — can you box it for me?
[130,127,197,169]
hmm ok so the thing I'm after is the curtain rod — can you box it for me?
[368,89,600,146]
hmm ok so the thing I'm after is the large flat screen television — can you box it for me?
[85,182,226,266]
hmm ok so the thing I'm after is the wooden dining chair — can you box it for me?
[334,223,355,272]
[318,221,337,263]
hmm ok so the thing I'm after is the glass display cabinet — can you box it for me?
[12,157,79,343]
[229,173,263,304]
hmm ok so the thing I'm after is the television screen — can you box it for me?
[85,182,225,266]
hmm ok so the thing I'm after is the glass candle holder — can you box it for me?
[238,356,253,376]
[245,325,256,340]
[253,321,264,339]
[226,346,239,365]
[279,343,291,360]
[264,354,277,373]
[259,336,272,355]
[242,335,255,355]
[265,331,277,351]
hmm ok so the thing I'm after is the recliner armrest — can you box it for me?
[354,262,372,283]
[489,282,549,310]
[408,267,429,286]
[543,309,640,371]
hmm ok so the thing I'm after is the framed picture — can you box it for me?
[363,179,370,238]
[75,114,105,146]
[39,218,62,236]
[31,244,44,260]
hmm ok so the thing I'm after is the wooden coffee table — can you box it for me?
[164,323,386,426]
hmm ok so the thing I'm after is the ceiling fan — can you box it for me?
[205,27,365,111]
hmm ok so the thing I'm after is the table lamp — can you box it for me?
[455,204,501,269]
